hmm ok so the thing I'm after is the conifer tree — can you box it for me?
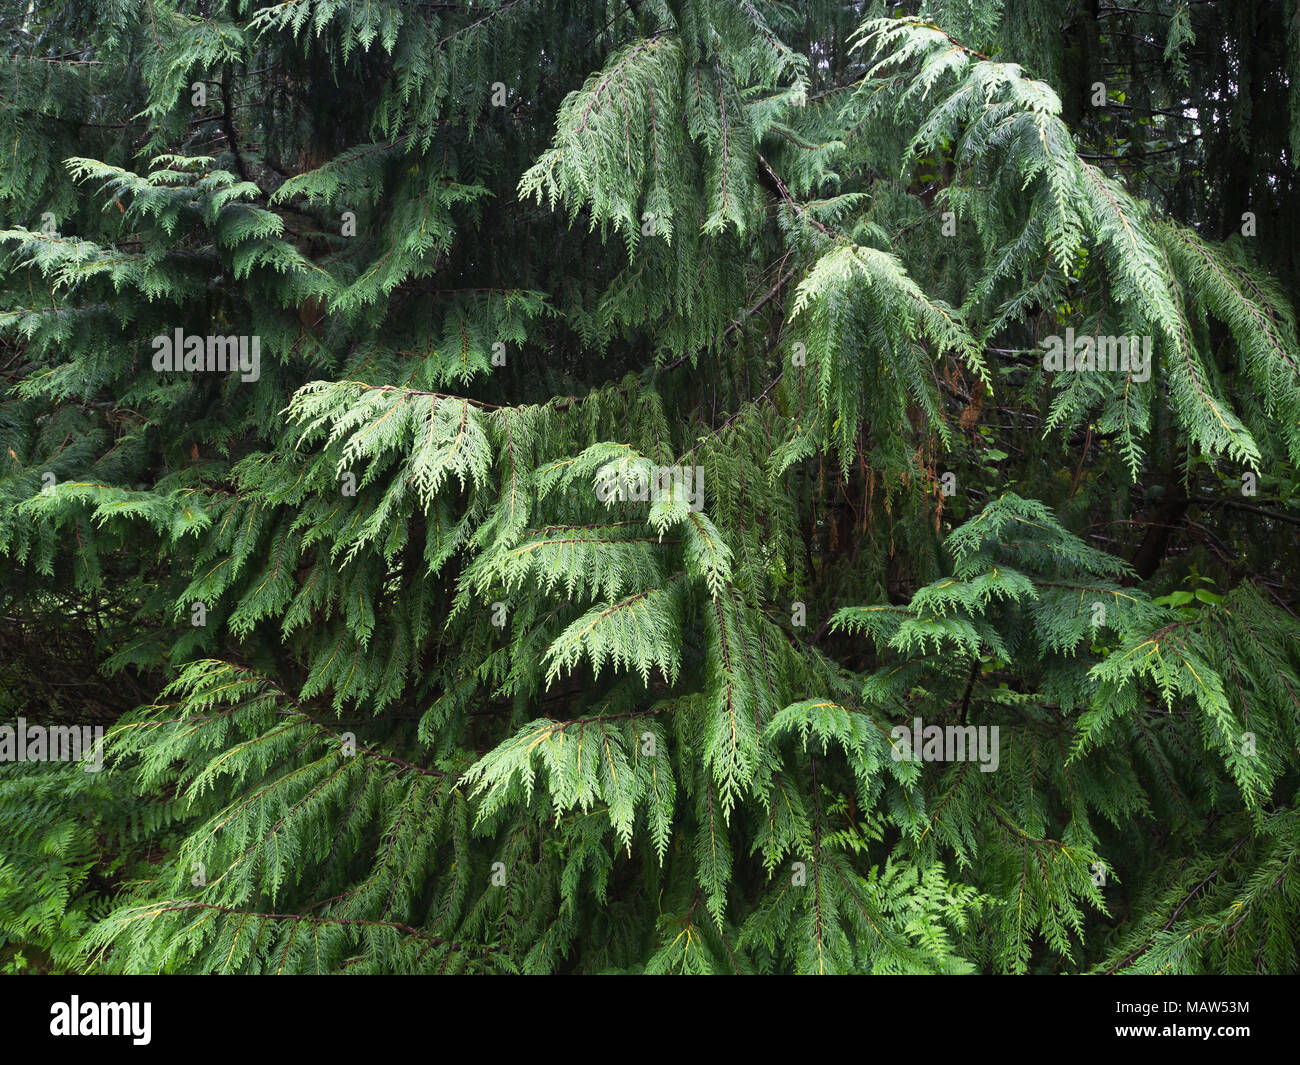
[1,0,1298,974]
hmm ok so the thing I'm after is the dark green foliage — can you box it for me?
[1,0,1298,974]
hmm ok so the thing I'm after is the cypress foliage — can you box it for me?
[1,0,1297,974]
